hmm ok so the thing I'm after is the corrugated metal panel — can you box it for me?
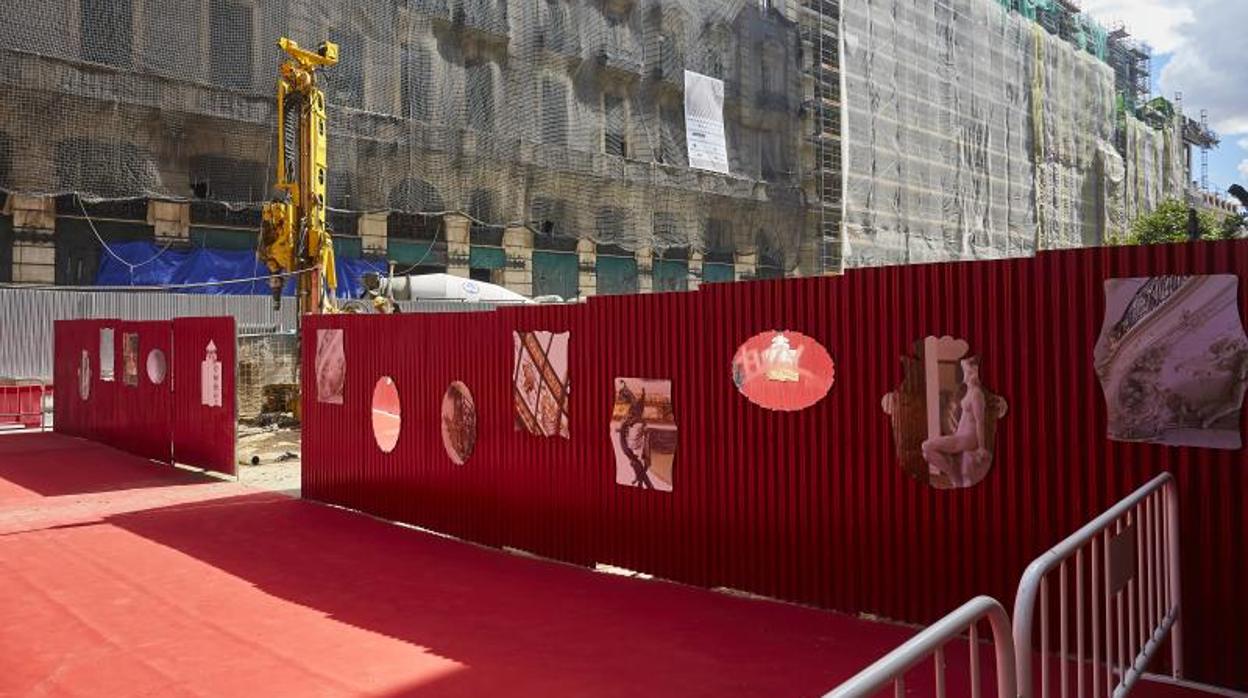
[171,316,237,475]
[394,300,503,313]
[1,288,296,380]
[6,288,518,380]
[4,290,87,381]
[306,239,1247,690]
[54,317,236,475]
[114,321,173,462]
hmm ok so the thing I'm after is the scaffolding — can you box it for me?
[798,0,842,274]
[838,0,1190,266]
[1106,24,1151,112]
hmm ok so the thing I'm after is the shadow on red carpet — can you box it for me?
[0,432,209,502]
[0,433,1209,697]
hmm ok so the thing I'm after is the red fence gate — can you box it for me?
[171,317,237,475]
[54,315,236,475]
[118,320,173,462]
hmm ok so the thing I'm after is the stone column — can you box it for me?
[7,195,55,284]
[444,213,472,278]
[576,238,596,297]
[500,225,533,297]
[147,200,190,248]
[359,211,388,257]
[635,245,653,293]
[688,250,703,291]
[734,246,758,282]
[797,224,838,277]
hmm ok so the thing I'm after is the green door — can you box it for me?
[532,250,578,299]
[653,258,688,292]
[595,255,638,295]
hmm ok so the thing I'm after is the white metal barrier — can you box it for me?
[824,596,1017,698]
[0,380,49,432]
[1013,473,1181,698]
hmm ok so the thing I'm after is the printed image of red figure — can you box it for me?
[610,377,676,492]
[615,380,653,489]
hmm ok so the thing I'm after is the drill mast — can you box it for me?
[261,37,339,314]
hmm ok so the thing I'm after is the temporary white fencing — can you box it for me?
[824,596,1017,698]
[1012,473,1181,698]
[825,472,1182,698]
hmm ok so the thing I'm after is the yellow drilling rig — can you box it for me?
[259,37,339,315]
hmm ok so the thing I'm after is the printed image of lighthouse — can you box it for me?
[201,341,222,408]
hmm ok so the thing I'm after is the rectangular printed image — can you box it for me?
[611,378,676,492]
[1094,275,1248,449]
[513,331,570,438]
[122,332,139,387]
[316,328,346,405]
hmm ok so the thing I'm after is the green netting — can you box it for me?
[1016,0,1055,21]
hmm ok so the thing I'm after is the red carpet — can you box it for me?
[0,433,1221,697]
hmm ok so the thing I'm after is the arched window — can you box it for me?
[188,155,266,203]
[388,178,446,241]
[210,0,253,90]
[80,0,132,68]
[401,42,433,121]
[328,27,364,109]
[467,189,502,244]
[57,138,160,200]
[466,61,495,131]
[540,79,569,147]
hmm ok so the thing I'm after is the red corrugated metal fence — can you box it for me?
[171,316,237,475]
[53,316,236,475]
[303,240,1248,691]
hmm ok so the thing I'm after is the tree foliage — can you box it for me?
[1125,198,1236,245]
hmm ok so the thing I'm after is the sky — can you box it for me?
[1079,0,1247,201]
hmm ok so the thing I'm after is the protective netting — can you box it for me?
[0,0,812,263]
[0,0,1194,275]
[1118,112,1187,229]
[839,0,1187,266]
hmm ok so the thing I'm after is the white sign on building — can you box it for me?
[683,70,730,175]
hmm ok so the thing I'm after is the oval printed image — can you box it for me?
[372,376,401,453]
[441,381,477,465]
[732,330,835,411]
[146,349,168,385]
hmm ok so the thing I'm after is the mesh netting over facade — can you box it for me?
[0,0,815,266]
[839,0,1189,266]
[0,0,1200,276]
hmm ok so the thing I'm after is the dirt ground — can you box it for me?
[235,423,301,496]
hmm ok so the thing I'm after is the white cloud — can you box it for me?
[1082,0,1248,138]
[1239,159,1248,181]
[1157,0,1248,137]
[1078,0,1193,53]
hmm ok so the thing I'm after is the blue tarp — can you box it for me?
[95,241,386,298]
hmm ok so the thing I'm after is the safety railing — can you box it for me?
[824,596,1017,698]
[0,380,50,432]
[1013,473,1181,698]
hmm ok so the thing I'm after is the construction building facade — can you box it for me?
[0,0,1226,298]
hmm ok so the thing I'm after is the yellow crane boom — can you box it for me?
[260,37,339,314]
